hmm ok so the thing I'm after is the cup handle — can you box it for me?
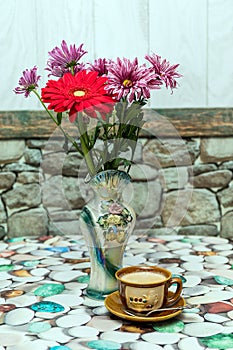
[165,277,183,307]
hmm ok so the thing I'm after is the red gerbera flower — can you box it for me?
[41,70,115,122]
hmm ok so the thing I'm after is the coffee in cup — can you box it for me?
[115,265,183,313]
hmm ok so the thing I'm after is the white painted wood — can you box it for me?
[33,0,94,107]
[148,0,208,108]
[93,0,149,59]
[208,0,233,107]
[0,0,39,109]
[0,0,232,110]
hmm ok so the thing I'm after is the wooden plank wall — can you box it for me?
[0,0,232,111]
[0,108,232,139]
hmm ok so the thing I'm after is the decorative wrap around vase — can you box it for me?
[80,170,136,300]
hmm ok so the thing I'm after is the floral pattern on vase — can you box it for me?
[80,170,136,300]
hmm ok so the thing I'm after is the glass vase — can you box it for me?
[80,170,136,300]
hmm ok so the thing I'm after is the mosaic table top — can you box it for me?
[0,234,233,350]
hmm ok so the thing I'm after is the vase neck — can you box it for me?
[90,170,131,201]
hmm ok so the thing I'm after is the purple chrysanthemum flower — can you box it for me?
[88,58,111,76]
[46,40,87,77]
[105,57,161,104]
[14,66,41,97]
[145,53,181,90]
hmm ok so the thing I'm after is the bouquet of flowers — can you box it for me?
[14,40,181,178]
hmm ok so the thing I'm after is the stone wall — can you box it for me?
[0,135,233,239]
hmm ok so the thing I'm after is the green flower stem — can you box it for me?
[77,112,96,177]
[127,125,140,173]
[32,90,83,157]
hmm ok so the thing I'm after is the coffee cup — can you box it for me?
[115,265,183,313]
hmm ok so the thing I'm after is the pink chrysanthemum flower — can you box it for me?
[46,40,87,77]
[14,66,41,97]
[105,57,161,104]
[88,58,111,76]
[145,53,181,90]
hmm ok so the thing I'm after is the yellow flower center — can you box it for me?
[73,90,86,97]
[123,79,133,87]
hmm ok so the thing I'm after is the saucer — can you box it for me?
[104,291,186,322]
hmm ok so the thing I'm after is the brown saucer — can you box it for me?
[105,290,186,322]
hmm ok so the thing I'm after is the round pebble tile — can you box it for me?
[178,336,205,350]
[181,275,202,288]
[212,244,232,251]
[0,250,15,258]
[178,313,204,323]
[50,347,71,350]
[205,255,229,264]
[11,253,45,261]
[0,264,15,271]
[182,262,203,271]
[199,333,233,349]
[0,289,24,298]
[60,251,83,259]
[123,255,146,265]
[101,330,140,343]
[227,310,233,319]
[167,242,192,250]
[19,260,40,267]
[5,307,34,325]
[11,276,44,283]
[34,283,65,297]
[174,248,193,255]
[30,267,50,276]
[152,320,184,333]
[187,291,233,304]
[93,306,109,315]
[45,246,70,253]
[183,285,210,296]
[185,270,213,279]
[204,313,230,323]
[0,304,16,312]
[44,294,83,307]
[202,236,229,244]
[129,342,163,350]
[83,297,105,307]
[48,264,74,271]
[204,263,231,270]
[192,245,211,252]
[28,321,52,333]
[40,258,63,265]
[31,250,54,257]
[214,275,233,286]
[5,294,37,307]
[141,332,180,345]
[64,282,87,290]
[38,327,72,343]
[211,269,233,279]
[181,255,203,262]
[86,340,121,350]
[68,325,99,338]
[30,301,65,313]
[0,280,12,289]
[16,245,39,254]
[183,322,224,337]
[0,332,26,346]
[56,313,91,327]
[88,316,122,332]
[50,270,83,282]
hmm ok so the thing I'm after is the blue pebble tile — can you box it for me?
[30,301,65,312]
[45,247,70,253]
